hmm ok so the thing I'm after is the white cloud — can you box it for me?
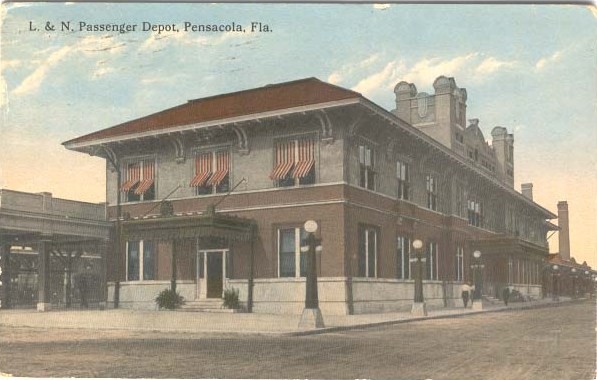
[352,60,406,95]
[328,53,381,84]
[535,51,562,70]
[373,4,391,10]
[11,35,129,96]
[401,53,479,88]
[475,57,516,75]
[13,46,72,96]
[138,26,248,52]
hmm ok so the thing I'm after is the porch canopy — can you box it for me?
[122,212,256,242]
[120,204,258,311]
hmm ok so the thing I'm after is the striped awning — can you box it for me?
[206,151,230,186]
[190,153,213,187]
[134,159,155,195]
[292,138,314,178]
[270,141,295,180]
[121,163,141,192]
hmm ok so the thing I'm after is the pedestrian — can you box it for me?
[502,285,511,306]
[461,282,471,308]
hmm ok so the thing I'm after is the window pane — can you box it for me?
[279,229,296,277]
[299,166,315,185]
[127,241,140,281]
[358,227,367,277]
[143,241,155,280]
[367,229,376,277]
[216,174,230,193]
[396,237,403,279]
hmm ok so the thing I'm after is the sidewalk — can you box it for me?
[0,297,581,337]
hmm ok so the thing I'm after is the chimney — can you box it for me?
[521,183,533,200]
[557,201,571,260]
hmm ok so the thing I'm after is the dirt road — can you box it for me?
[0,301,595,379]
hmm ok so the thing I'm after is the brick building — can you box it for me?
[63,76,558,314]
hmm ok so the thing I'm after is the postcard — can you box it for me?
[0,3,596,379]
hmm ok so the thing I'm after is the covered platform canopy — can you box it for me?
[0,189,112,310]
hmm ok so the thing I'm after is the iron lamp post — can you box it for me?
[470,250,484,310]
[571,268,577,299]
[410,239,427,316]
[298,220,324,328]
[552,264,559,301]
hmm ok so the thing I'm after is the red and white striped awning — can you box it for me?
[121,163,141,192]
[292,139,314,178]
[190,153,213,187]
[134,159,155,195]
[270,141,295,180]
[206,151,230,186]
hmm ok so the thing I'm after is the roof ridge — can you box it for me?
[186,77,322,103]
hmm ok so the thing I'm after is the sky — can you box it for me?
[1,3,596,267]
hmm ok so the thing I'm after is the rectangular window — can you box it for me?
[455,246,464,281]
[396,161,410,200]
[121,159,155,202]
[396,236,411,279]
[278,227,307,278]
[425,242,439,280]
[190,150,231,195]
[126,240,155,281]
[358,225,378,278]
[426,175,437,211]
[468,199,483,227]
[270,138,315,187]
[359,144,375,190]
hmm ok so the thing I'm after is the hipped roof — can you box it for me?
[63,77,360,146]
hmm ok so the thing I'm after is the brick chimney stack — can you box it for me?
[521,183,533,200]
[557,201,570,260]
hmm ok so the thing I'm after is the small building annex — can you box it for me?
[63,76,558,315]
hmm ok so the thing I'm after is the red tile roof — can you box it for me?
[63,77,361,146]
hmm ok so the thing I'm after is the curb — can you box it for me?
[282,298,588,337]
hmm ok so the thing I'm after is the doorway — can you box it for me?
[196,249,227,299]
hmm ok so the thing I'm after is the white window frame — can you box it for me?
[396,160,410,200]
[125,240,155,282]
[358,144,375,191]
[277,227,306,278]
[397,236,411,279]
[456,246,464,281]
[426,175,438,211]
[359,226,378,278]
[426,242,439,280]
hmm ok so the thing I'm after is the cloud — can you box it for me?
[352,60,406,95]
[373,4,391,10]
[535,51,562,71]
[401,53,479,88]
[11,35,129,96]
[329,52,521,101]
[475,57,516,76]
[12,46,73,96]
[328,53,381,84]
[138,26,249,53]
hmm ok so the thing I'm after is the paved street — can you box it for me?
[0,301,595,379]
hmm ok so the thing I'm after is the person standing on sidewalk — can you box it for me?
[461,282,471,308]
[502,285,511,306]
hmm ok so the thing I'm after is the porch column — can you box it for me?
[37,239,52,311]
[248,235,254,313]
[171,240,177,292]
[1,243,11,309]
[100,239,109,309]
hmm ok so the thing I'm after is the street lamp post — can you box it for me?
[298,220,324,328]
[552,265,559,301]
[471,250,484,310]
[410,239,427,316]
[571,268,577,299]
[585,271,591,297]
